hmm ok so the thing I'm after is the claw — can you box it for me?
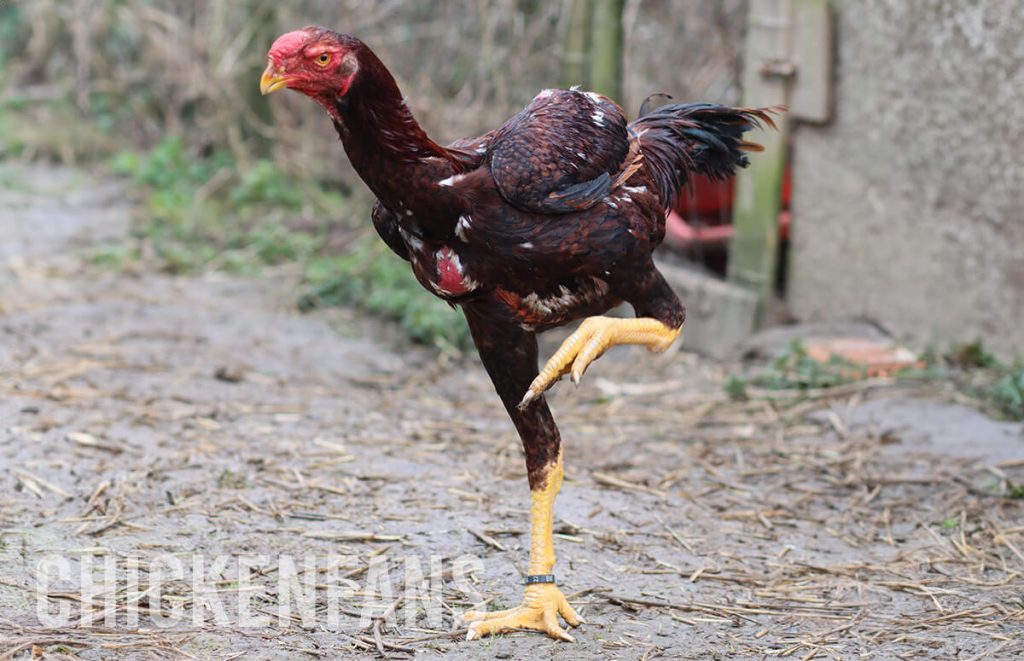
[519,316,682,407]
[570,331,606,385]
[517,388,537,410]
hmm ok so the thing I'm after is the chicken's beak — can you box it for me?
[260,65,289,96]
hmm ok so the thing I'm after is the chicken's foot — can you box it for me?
[463,452,584,641]
[518,316,682,409]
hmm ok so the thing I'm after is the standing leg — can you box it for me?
[460,303,584,642]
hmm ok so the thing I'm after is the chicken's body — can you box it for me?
[262,27,776,642]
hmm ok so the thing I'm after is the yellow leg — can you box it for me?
[464,452,584,641]
[518,316,682,409]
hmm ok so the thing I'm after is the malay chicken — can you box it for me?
[261,27,776,642]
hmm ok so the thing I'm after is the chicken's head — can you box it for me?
[261,27,361,100]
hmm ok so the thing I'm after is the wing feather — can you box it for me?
[487,89,630,214]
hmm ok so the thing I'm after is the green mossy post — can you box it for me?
[588,0,625,102]
[562,0,591,89]
[728,0,793,322]
[246,1,279,159]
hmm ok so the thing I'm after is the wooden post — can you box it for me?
[790,0,833,124]
[589,0,625,101]
[562,0,591,89]
[246,1,279,159]
[727,0,793,322]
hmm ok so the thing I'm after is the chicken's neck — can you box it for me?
[324,52,452,208]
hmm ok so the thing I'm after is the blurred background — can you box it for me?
[0,0,749,347]
[1,0,1021,398]
[0,0,746,169]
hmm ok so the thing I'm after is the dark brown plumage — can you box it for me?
[263,27,777,642]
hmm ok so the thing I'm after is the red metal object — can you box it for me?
[679,172,736,219]
[665,209,733,245]
[664,162,792,257]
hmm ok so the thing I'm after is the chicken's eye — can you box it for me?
[317,53,330,66]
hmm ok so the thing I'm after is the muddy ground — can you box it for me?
[1,167,1023,660]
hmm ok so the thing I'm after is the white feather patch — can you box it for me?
[521,278,609,317]
[455,215,472,242]
[438,173,466,187]
[399,228,424,252]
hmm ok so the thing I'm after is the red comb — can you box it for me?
[269,30,311,60]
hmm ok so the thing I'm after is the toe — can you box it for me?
[524,317,621,402]
[465,619,490,640]
[465,615,514,640]
[521,356,574,408]
[558,599,584,627]
[463,608,516,623]
[543,352,576,382]
[542,609,575,642]
[570,332,607,385]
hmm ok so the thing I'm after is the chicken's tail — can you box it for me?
[629,103,782,210]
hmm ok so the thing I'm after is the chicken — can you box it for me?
[261,27,777,642]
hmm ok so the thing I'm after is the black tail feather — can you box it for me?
[630,103,782,209]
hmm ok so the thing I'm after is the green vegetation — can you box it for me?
[99,137,469,349]
[2,112,465,350]
[947,340,1024,422]
[0,0,470,351]
[947,339,998,369]
[725,340,865,399]
[0,101,120,163]
[108,137,327,273]
[0,4,22,72]
[725,338,1024,423]
[723,374,748,400]
[755,340,866,390]
[982,367,1024,421]
[301,237,471,350]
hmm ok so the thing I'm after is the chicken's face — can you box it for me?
[260,29,360,101]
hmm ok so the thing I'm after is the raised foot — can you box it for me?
[518,316,681,409]
[464,584,584,642]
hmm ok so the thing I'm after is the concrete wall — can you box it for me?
[787,1,1024,358]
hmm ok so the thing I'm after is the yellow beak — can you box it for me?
[260,65,289,95]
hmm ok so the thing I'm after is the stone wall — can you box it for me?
[787,1,1024,357]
